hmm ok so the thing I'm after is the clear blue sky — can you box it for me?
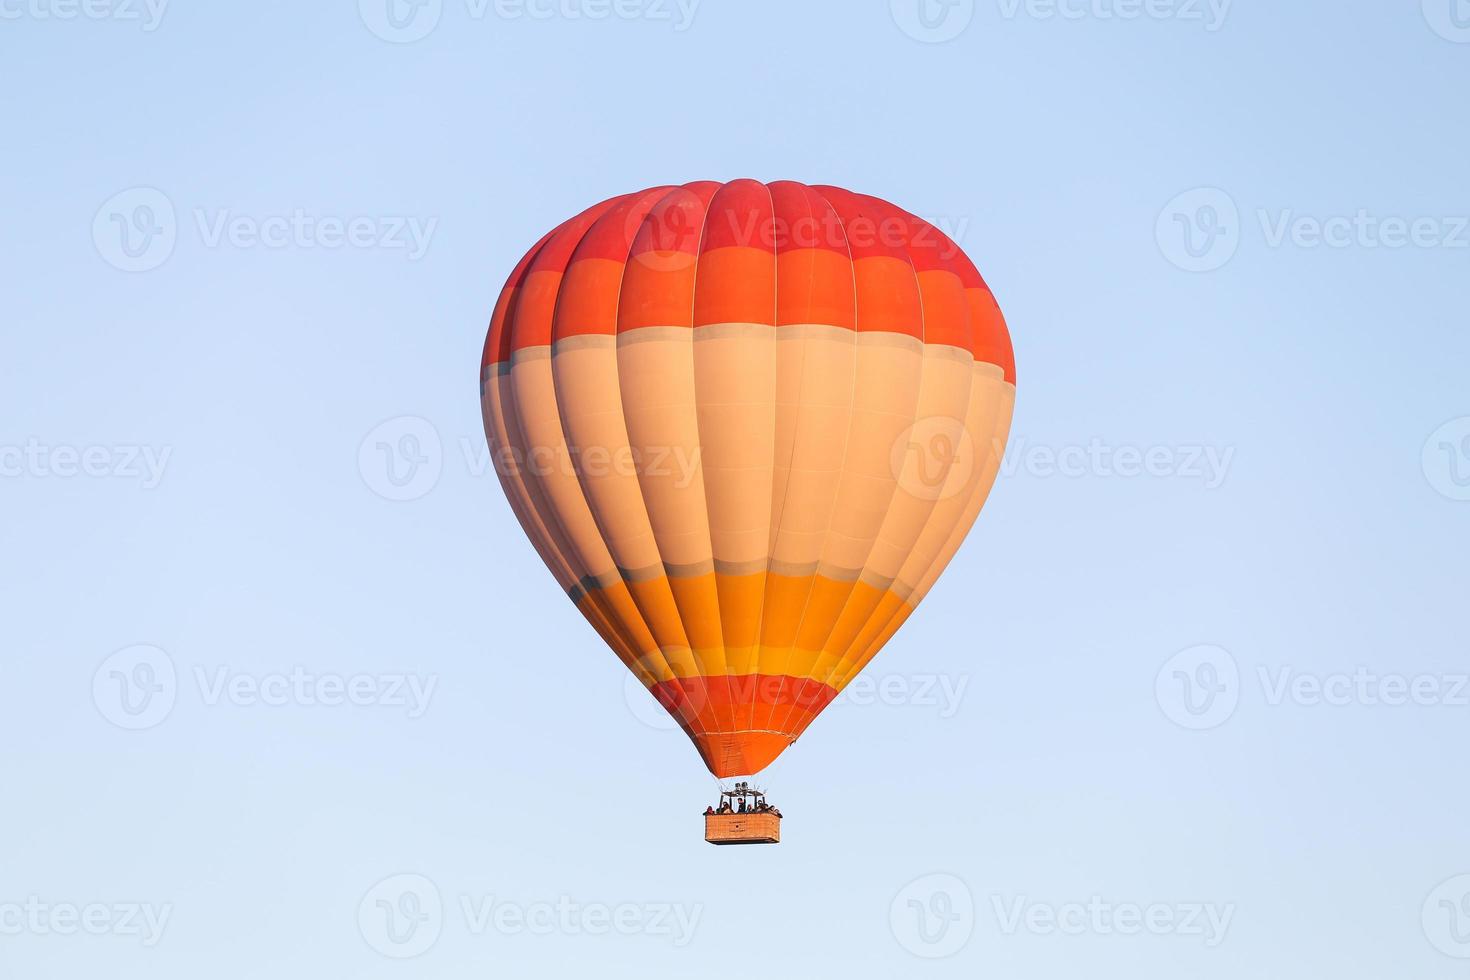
[2,2,1468,977]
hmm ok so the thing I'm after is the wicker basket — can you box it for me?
[704,811,781,845]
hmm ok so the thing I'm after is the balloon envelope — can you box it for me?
[481,180,1015,777]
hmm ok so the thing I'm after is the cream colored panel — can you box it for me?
[819,333,925,571]
[863,344,975,583]
[768,326,857,567]
[552,339,664,571]
[692,324,777,565]
[508,351,620,583]
[616,328,715,567]
[482,369,577,592]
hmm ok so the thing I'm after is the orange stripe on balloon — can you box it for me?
[694,181,776,328]
[915,268,971,352]
[619,183,718,331]
[968,286,1016,383]
[775,248,856,328]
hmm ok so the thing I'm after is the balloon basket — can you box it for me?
[704,811,781,845]
[703,781,781,845]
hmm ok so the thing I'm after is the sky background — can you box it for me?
[2,0,1469,976]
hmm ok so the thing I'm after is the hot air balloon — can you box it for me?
[480,180,1014,841]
